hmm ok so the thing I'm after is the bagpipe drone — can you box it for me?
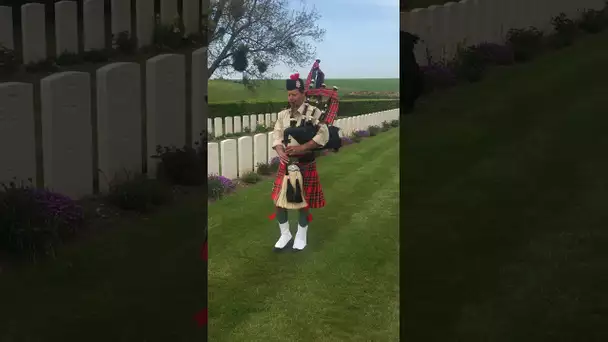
[282,59,342,153]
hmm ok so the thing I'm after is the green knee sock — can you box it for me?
[298,210,309,227]
[276,208,288,224]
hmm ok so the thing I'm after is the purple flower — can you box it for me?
[341,136,353,145]
[270,156,280,166]
[473,43,515,65]
[420,63,458,90]
[354,130,370,137]
[208,175,236,193]
[27,189,84,231]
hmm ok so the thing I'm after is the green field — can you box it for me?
[208,78,399,103]
[209,129,400,341]
[403,32,608,341]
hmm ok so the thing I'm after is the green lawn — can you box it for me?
[402,32,608,341]
[208,129,400,341]
[209,78,399,103]
[0,196,208,341]
[0,128,399,341]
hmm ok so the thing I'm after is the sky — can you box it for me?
[275,0,400,79]
[215,0,400,79]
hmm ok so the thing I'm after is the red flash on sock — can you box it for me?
[195,308,208,327]
[269,212,277,220]
[201,241,208,261]
[307,213,313,222]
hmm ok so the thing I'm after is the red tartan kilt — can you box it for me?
[271,161,325,209]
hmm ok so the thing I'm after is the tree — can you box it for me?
[205,0,325,79]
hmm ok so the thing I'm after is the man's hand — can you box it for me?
[285,145,307,155]
[275,146,290,164]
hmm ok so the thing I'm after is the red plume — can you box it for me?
[290,73,300,80]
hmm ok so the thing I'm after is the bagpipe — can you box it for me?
[282,60,342,153]
[275,60,342,210]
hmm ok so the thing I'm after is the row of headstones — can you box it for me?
[402,0,606,65]
[0,0,205,64]
[207,113,279,137]
[208,109,399,138]
[0,50,208,199]
[207,109,401,179]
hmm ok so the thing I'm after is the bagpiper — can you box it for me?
[269,73,330,252]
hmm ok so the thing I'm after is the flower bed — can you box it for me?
[416,5,608,97]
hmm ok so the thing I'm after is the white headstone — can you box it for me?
[146,54,187,172]
[220,139,237,179]
[249,114,257,130]
[253,133,267,171]
[207,142,219,175]
[0,83,36,185]
[207,118,213,134]
[234,116,242,133]
[408,8,431,65]
[237,136,253,176]
[267,132,277,163]
[111,0,131,41]
[21,3,47,64]
[0,6,14,49]
[192,47,208,146]
[224,116,233,134]
[242,115,250,131]
[265,113,272,128]
[183,0,200,35]
[55,1,79,55]
[160,0,178,25]
[41,72,93,198]
[214,117,223,137]
[136,0,155,47]
[84,0,105,51]
[97,63,142,192]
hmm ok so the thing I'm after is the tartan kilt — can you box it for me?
[271,160,325,209]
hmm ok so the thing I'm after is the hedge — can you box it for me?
[208,99,400,119]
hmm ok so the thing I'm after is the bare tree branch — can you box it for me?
[207,0,325,79]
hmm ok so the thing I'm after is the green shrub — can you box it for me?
[83,49,112,63]
[113,31,137,54]
[577,8,608,33]
[506,27,545,62]
[256,162,278,175]
[106,173,173,212]
[450,44,486,82]
[209,99,400,119]
[368,125,381,136]
[390,120,400,127]
[241,171,262,184]
[381,121,391,132]
[152,145,205,186]
[208,177,224,200]
[350,132,363,143]
[55,51,84,66]
[548,13,579,48]
[0,44,19,78]
[24,58,58,73]
[254,124,268,133]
